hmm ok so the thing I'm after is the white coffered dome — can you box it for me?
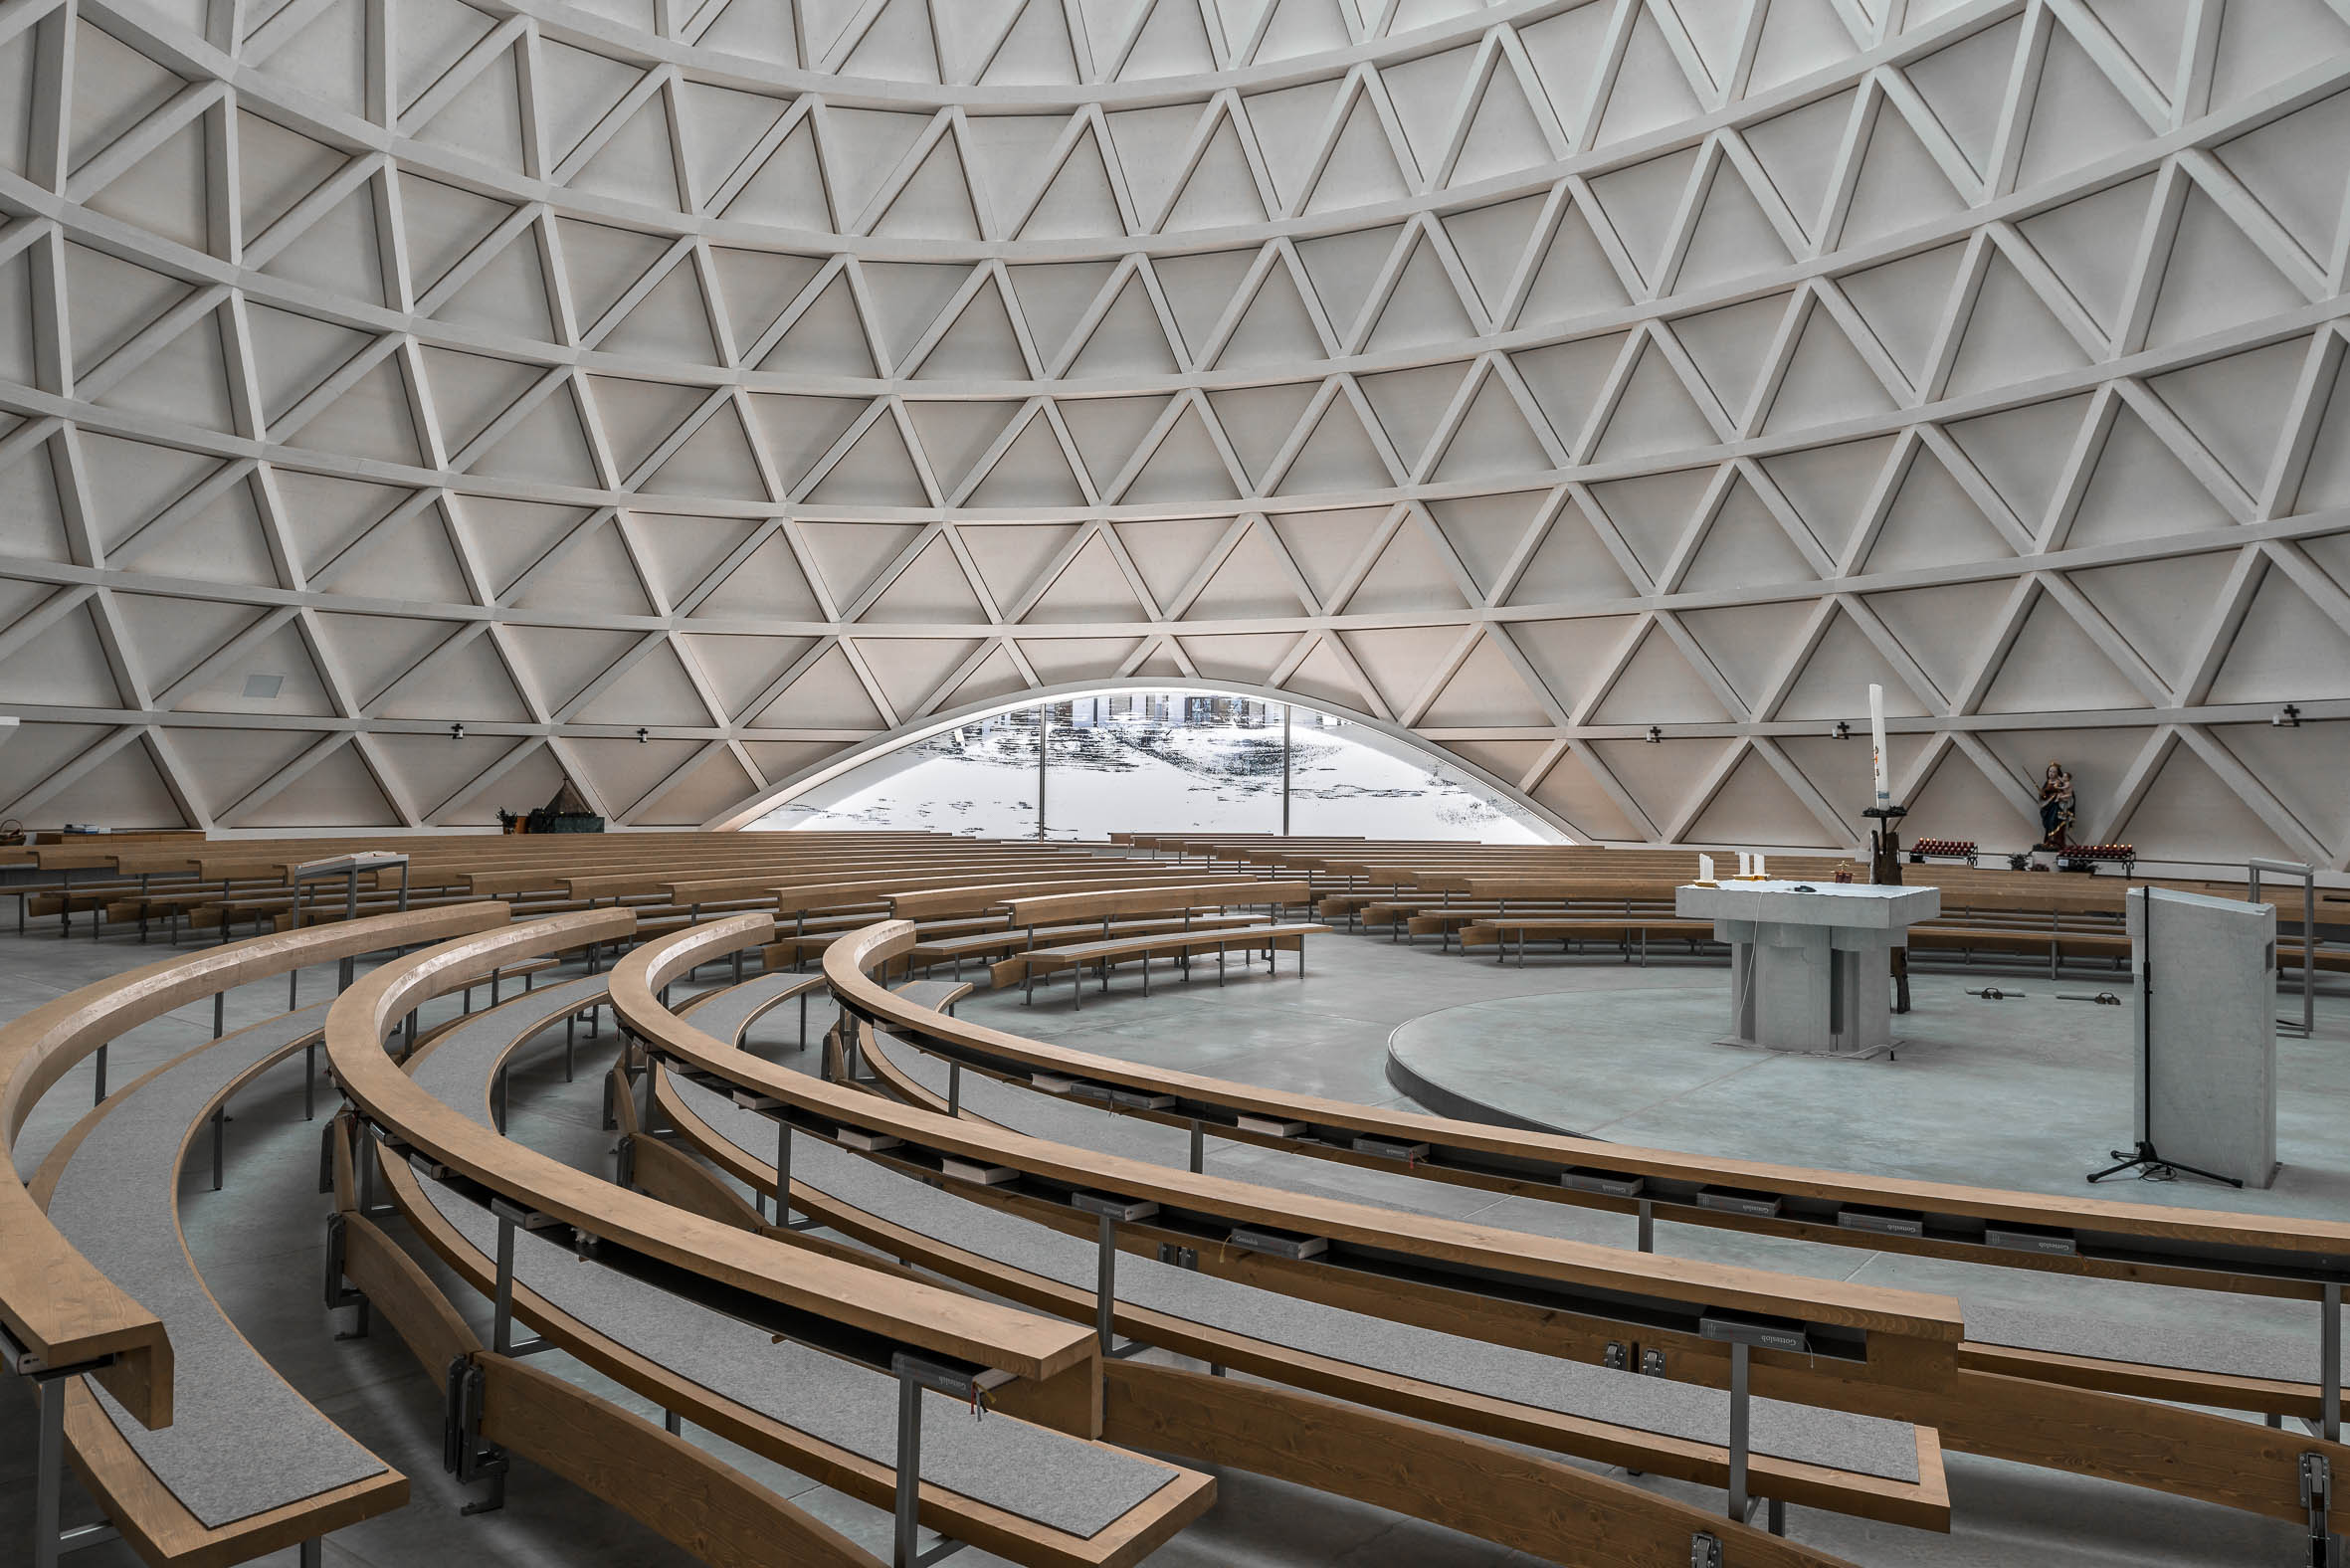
[1,0,2346,866]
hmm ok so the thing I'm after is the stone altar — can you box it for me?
[1675,881,1942,1058]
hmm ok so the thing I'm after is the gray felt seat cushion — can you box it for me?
[1962,1300,2326,1384]
[680,971,822,1048]
[889,979,970,1013]
[407,982,1177,1538]
[45,1005,388,1528]
[669,1073,1921,1484]
[410,976,612,1125]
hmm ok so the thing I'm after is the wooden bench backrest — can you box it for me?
[137,832,950,882]
[1002,882,1306,926]
[469,845,1012,898]
[673,854,1108,904]
[752,861,1141,915]
[888,872,1265,921]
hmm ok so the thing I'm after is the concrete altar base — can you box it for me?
[1722,921,1901,1059]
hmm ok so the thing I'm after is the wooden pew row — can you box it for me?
[46,836,950,938]
[329,1128,897,1568]
[144,842,1059,933]
[760,870,1282,969]
[0,906,539,1567]
[826,924,2349,1533]
[639,1009,1884,1564]
[629,921,1977,1501]
[363,973,1209,1567]
[323,908,1102,1399]
[256,845,1166,926]
[0,905,514,1433]
[134,847,1153,946]
[39,833,966,936]
[981,882,1323,1003]
[27,1010,395,1568]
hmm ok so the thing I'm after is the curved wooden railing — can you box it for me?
[323,908,1095,1389]
[0,902,507,1426]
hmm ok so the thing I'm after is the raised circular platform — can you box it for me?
[1385,970,2350,1220]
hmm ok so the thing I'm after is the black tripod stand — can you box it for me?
[2086,890,2243,1188]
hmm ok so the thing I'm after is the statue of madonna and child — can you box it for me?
[2036,762,2075,852]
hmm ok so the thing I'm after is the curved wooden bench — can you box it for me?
[323,908,1102,1395]
[994,924,1332,1006]
[824,920,2350,1531]
[863,1020,2350,1433]
[882,873,1272,923]
[325,1128,891,1568]
[388,978,1201,1568]
[906,914,1271,977]
[639,1001,1911,1563]
[0,904,508,1437]
[676,974,1939,1499]
[1462,916,1717,964]
[619,918,1977,1550]
[28,1004,403,1566]
[654,1059,1909,1560]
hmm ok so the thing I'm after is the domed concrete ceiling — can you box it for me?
[0,0,2346,867]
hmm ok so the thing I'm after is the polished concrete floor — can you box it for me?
[1385,970,2350,1216]
[0,917,2338,1567]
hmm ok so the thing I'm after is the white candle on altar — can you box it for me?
[1868,684,1889,810]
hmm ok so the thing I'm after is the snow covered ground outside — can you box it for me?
[751,702,1552,843]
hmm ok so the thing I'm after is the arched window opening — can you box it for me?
[749,688,1559,843]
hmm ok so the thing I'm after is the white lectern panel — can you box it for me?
[2127,886,2277,1189]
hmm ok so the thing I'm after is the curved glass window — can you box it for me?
[750,690,1557,843]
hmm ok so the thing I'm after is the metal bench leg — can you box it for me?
[33,1371,62,1568]
[1094,1211,1117,1353]
[446,1358,508,1514]
[2301,1451,2344,1568]
[323,1209,373,1338]
[490,1203,553,1357]
[893,1364,923,1568]
[1726,1341,1750,1525]
[23,1353,122,1568]
[665,1410,682,1437]
[2324,1283,2342,1444]
[92,1044,105,1106]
